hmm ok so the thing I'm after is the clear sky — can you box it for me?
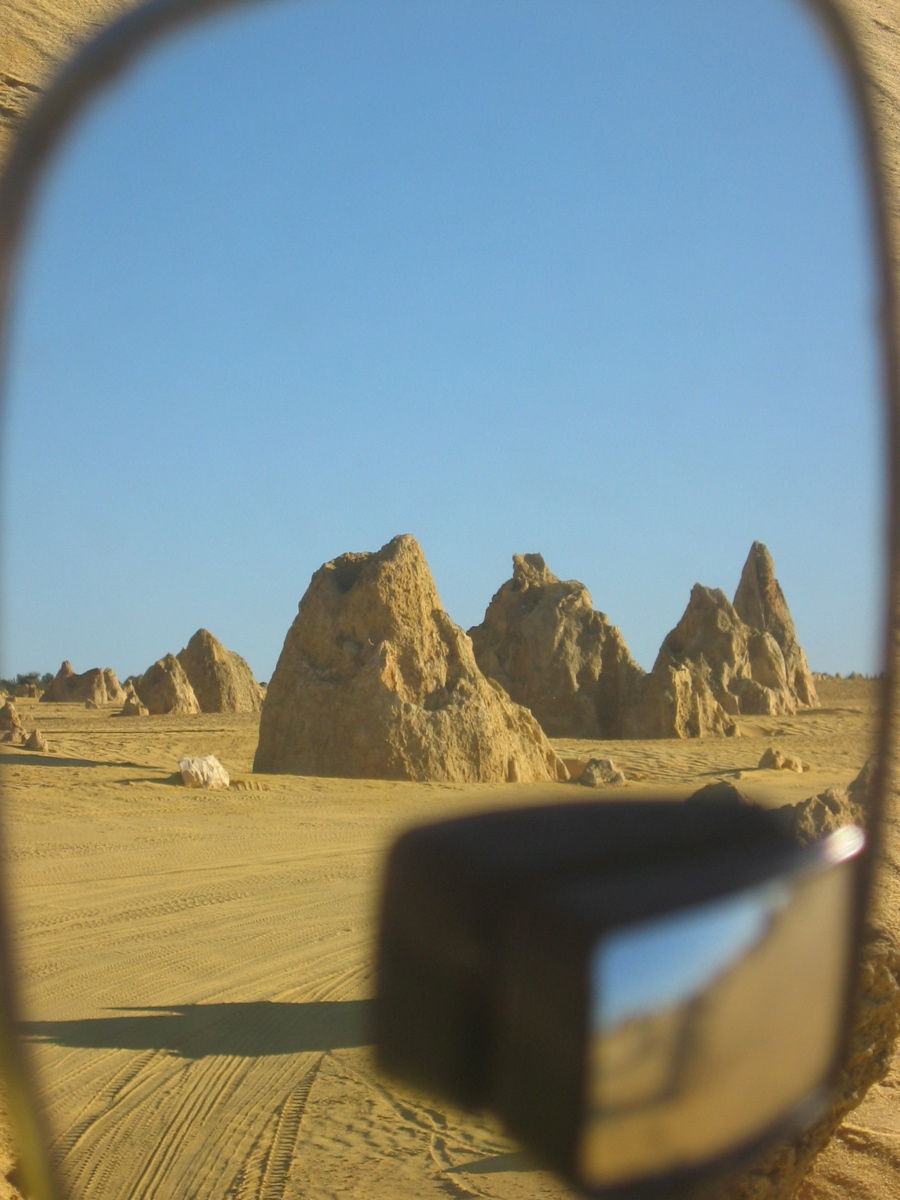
[0,0,883,683]
[594,880,784,1028]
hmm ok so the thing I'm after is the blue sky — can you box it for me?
[0,0,883,682]
[593,879,786,1028]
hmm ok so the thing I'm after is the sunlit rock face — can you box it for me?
[468,553,645,738]
[135,654,201,715]
[176,628,263,714]
[733,540,819,709]
[41,660,125,706]
[623,645,739,740]
[624,544,818,739]
[254,535,568,783]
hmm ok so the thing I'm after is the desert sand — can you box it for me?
[0,678,893,1200]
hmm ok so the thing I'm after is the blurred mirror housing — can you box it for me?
[375,801,864,1195]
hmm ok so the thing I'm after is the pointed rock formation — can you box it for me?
[24,729,47,752]
[40,661,125,706]
[624,557,819,740]
[468,554,645,738]
[135,654,201,715]
[103,668,126,704]
[176,629,263,713]
[0,701,22,732]
[733,540,818,708]
[254,535,568,783]
[120,685,149,717]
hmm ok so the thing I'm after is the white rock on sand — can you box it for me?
[178,756,230,789]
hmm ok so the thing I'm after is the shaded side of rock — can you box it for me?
[176,628,263,713]
[773,759,873,845]
[254,534,568,783]
[733,540,819,708]
[575,757,626,787]
[468,553,645,738]
[135,654,201,715]
[686,780,754,806]
[102,668,126,704]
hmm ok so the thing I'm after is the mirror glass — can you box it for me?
[0,0,880,1197]
[585,847,858,1187]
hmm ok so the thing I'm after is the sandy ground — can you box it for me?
[0,679,892,1200]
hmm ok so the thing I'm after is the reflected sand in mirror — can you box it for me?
[583,858,856,1186]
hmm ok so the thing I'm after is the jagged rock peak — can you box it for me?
[469,553,644,738]
[254,535,568,783]
[733,541,818,708]
[40,660,125,706]
[734,541,794,642]
[510,552,556,589]
[135,653,201,715]
[176,628,263,714]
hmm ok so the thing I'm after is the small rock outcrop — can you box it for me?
[758,746,805,772]
[24,729,47,752]
[686,780,753,806]
[178,755,229,789]
[120,686,148,717]
[0,701,22,731]
[733,540,818,708]
[40,661,125,706]
[575,757,626,787]
[135,654,201,715]
[254,535,568,783]
[623,648,739,739]
[468,554,645,737]
[176,629,263,713]
[624,546,818,739]
[774,757,874,844]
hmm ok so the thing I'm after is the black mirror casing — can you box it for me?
[375,800,864,1196]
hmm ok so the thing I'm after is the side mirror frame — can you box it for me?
[0,3,897,1199]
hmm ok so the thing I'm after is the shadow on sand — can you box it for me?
[448,1152,538,1175]
[0,751,159,771]
[20,1000,374,1058]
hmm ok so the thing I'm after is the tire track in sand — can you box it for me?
[227,1057,322,1200]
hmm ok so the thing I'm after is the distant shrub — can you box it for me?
[0,671,54,692]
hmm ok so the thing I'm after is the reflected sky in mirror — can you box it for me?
[582,858,855,1187]
[594,880,790,1029]
[1,0,880,683]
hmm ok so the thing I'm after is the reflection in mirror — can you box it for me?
[0,0,881,1197]
[585,830,862,1186]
